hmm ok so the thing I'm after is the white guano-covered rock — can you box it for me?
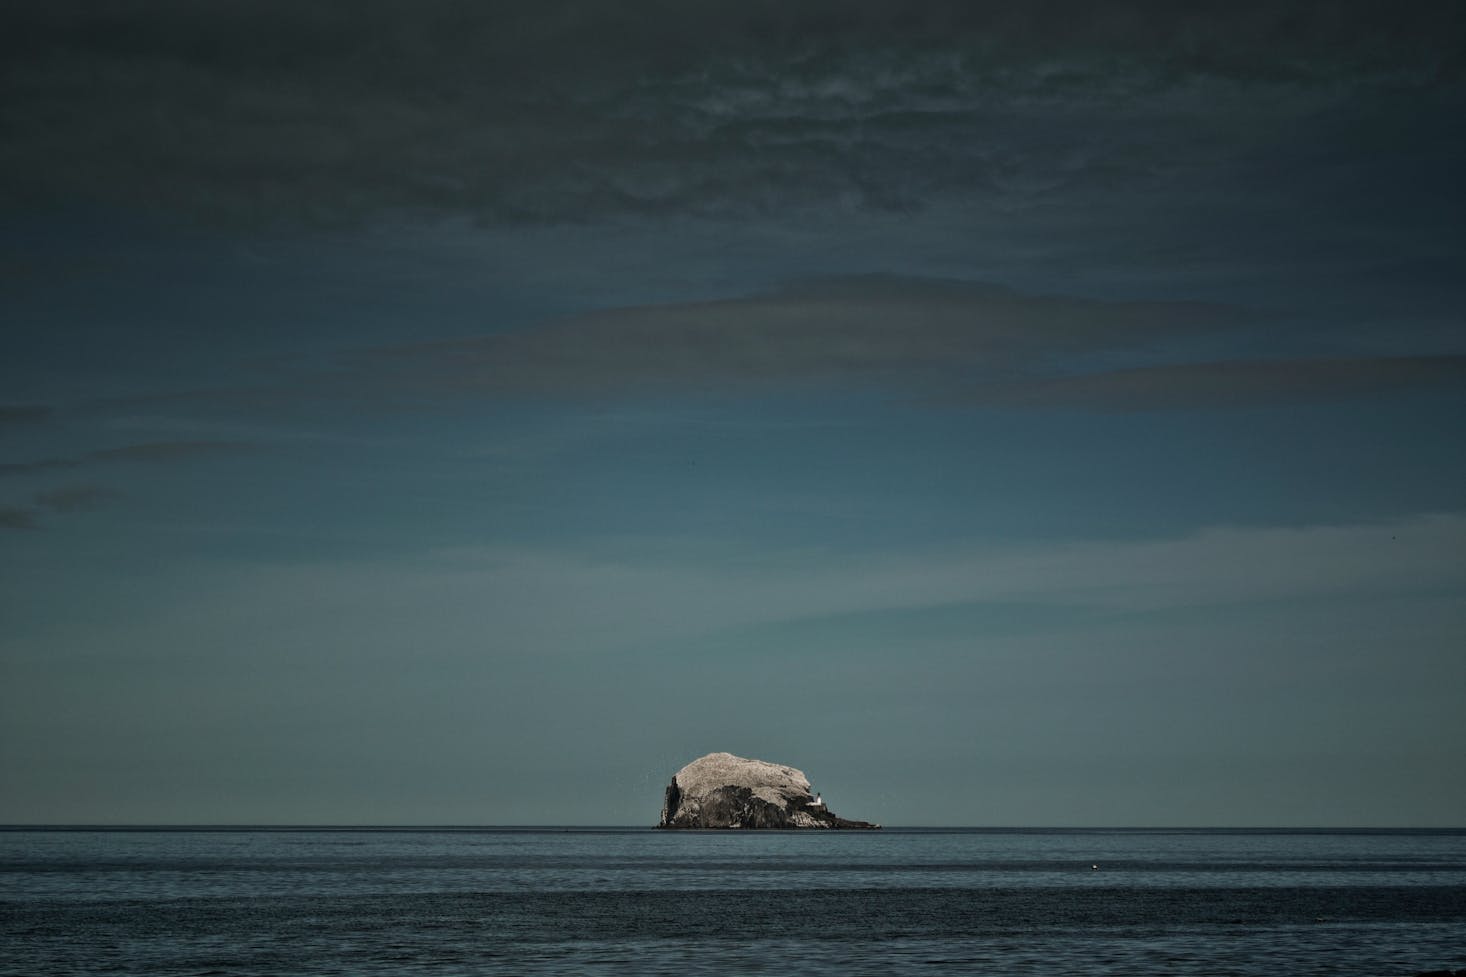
[657,751,879,830]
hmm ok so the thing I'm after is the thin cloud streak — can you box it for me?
[86,441,255,463]
[357,275,1244,396]
[0,440,255,478]
[0,485,122,529]
[0,505,39,530]
[958,355,1466,410]
[33,484,122,513]
[0,405,53,428]
[0,458,80,478]
[338,278,1463,411]
[77,278,1462,415]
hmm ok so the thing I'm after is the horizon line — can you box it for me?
[4,823,1463,833]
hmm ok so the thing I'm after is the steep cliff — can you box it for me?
[657,752,880,829]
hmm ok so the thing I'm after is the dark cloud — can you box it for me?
[961,355,1466,411]
[86,440,254,463]
[2,1,1460,226]
[322,278,1466,411]
[0,506,39,530]
[0,485,121,528]
[0,405,53,428]
[1,440,253,477]
[0,458,80,478]
[20,274,1452,416]
[33,484,122,513]
[353,275,1245,397]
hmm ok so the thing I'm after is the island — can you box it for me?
[656,751,881,829]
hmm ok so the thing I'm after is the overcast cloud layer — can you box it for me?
[5,1,1463,224]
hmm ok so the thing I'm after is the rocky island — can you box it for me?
[657,751,880,829]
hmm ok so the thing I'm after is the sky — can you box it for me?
[1,1,1463,827]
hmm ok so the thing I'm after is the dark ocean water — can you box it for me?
[2,827,1463,976]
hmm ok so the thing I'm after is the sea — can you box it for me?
[2,827,1463,976]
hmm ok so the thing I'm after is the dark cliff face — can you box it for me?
[659,778,681,826]
[692,785,795,828]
